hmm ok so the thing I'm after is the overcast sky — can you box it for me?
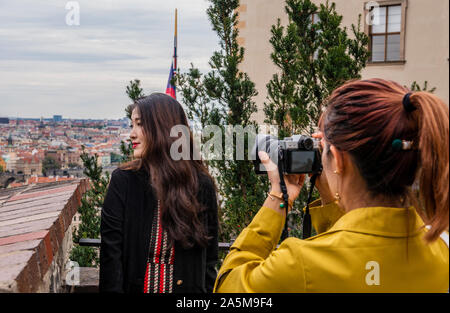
[0,0,219,119]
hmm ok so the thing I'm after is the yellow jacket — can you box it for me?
[214,200,449,293]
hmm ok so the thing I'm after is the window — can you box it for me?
[365,0,407,63]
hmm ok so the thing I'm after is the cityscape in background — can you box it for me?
[0,115,130,188]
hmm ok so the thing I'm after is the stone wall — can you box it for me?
[0,179,89,292]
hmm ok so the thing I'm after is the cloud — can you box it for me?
[0,0,219,119]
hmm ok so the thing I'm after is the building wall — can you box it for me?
[0,157,5,171]
[6,158,42,176]
[60,151,81,168]
[45,150,60,165]
[6,156,20,173]
[22,160,42,176]
[238,0,449,125]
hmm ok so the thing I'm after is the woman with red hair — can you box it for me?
[214,78,449,292]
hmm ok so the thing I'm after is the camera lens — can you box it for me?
[298,136,314,150]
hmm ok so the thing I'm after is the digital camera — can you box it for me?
[251,134,322,175]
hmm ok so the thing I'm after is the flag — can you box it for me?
[165,9,177,99]
[166,62,176,99]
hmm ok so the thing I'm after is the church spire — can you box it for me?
[7,133,13,146]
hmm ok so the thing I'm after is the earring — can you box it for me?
[335,192,341,201]
[334,170,341,201]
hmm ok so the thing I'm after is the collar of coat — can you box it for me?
[312,206,426,239]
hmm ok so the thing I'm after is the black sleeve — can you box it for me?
[203,178,219,293]
[99,169,127,293]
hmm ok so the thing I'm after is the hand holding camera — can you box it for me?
[253,133,323,237]
[258,151,305,204]
[252,134,322,175]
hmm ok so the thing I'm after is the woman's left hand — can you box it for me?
[258,151,305,202]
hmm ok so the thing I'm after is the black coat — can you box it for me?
[99,167,218,293]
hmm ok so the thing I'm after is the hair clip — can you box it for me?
[403,93,416,112]
[392,139,414,151]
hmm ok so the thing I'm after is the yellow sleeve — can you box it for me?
[306,199,345,234]
[213,206,307,293]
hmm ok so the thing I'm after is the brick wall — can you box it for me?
[0,179,89,292]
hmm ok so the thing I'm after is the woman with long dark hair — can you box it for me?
[214,78,449,292]
[99,93,218,293]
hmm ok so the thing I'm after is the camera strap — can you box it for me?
[302,174,318,239]
[277,156,290,241]
[277,147,318,240]
[279,172,317,241]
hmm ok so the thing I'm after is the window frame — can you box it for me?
[364,0,408,65]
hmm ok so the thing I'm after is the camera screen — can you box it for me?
[290,151,315,173]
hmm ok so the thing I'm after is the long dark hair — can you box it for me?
[121,93,215,248]
[319,78,449,243]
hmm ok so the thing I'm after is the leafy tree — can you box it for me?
[176,64,219,131]
[177,0,269,243]
[119,140,133,164]
[69,246,98,269]
[264,0,370,238]
[70,147,110,267]
[264,0,370,137]
[125,79,145,119]
[42,156,61,175]
[176,64,222,171]
[110,152,124,164]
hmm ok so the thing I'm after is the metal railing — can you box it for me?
[78,238,234,251]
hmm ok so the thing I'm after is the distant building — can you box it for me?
[0,156,6,171]
[45,150,60,164]
[53,115,63,122]
[236,0,449,124]
[97,153,111,167]
[7,133,13,146]
[21,157,42,175]
[61,150,82,168]
[45,149,81,169]
[5,133,14,152]
[0,117,9,124]
[39,117,45,129]
[5,153,41,175]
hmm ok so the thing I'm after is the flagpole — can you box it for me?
[174,8,178,75]
[165,9,178,99]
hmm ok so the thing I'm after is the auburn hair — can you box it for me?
[319,78,449,243]
[121,93,216,249]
